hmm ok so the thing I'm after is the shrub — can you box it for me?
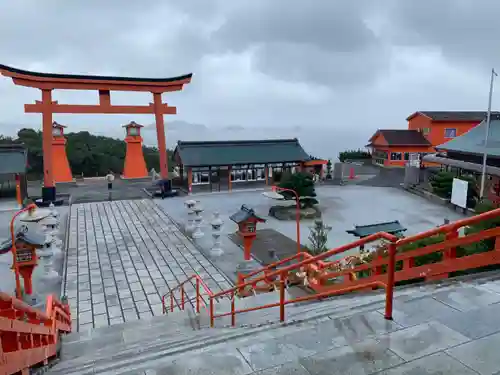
[338,149,371,162]
[279,172,319,208]
[430,171,478,207]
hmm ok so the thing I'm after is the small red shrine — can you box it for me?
[230,205,266,261]
[122,121,148,179]
[52,122,73,183]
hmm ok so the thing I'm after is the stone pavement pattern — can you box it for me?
[52,270,500,374]
[64,199,232,331]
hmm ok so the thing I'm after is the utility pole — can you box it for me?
[480,68,497,200]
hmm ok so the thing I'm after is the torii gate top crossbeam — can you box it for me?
[0,64,192,92]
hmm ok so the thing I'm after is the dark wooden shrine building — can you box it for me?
[172,138,312,193]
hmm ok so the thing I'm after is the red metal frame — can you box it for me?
[0,293,71,374]
[165,206,500,329]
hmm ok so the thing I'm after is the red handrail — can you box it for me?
[161,274,214,314]
[0,292,72,374]
[166,206,500,328]
[212,231,398,299]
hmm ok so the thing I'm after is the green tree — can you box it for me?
[338,149,371,162]
[279,171,319,208]
[14,128,172,179]
[307,219,332,255]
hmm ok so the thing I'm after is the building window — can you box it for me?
[390,152,402,161]
[422,128,430,135]
[404,152,410,161]
[445,128,457,138]
[192,171,210,185]
[231,164,266,182]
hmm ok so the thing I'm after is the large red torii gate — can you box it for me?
[0,64,192,203]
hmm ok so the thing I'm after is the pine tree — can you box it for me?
[307,219,332,255]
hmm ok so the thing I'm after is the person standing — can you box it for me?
[106,171,115,200]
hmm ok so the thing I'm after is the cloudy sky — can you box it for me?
[0,0,499,159]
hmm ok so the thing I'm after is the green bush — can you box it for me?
[279,172,318,208]
[430,171,478,208]
[338,149,371,162]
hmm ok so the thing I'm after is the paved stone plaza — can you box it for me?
[156,185,466,257]
[64,199,232,331]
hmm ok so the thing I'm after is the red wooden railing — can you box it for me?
[161,274,214,315]
[164,206,500,328]
[0,293,72,374]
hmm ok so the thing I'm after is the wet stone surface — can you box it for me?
[64,199,232,331]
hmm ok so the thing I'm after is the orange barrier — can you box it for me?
[0,293,71,375]
[164,206,500,329]
[161,274,214,315]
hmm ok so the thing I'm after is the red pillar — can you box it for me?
[52,122,73,183]
[122,122,148,179]
[153,92,168,179]
[42,89,54,189]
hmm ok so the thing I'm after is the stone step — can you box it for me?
[49,271,500,374]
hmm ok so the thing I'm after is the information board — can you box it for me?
[451,178,468,209]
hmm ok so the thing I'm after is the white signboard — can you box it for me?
[451,178,468,208]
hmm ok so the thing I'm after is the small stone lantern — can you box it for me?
[185,200,197,233]
[210,212,224,256]
[192,203,204,239]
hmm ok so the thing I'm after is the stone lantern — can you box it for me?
[210,212,224,256]
[192,203,204,239]
[185,199,197,233]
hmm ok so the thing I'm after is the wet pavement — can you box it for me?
[155,185,465,261]
[64,199,232,332]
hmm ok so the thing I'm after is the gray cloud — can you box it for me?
[386,0,500,69]
[212,1,390,87]
[0,0,498,160]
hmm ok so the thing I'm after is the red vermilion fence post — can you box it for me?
[209,297,214,328]
[384,241,396,320]
[279,272,286,322]
[196,278,200,313]
[231,291,236,327]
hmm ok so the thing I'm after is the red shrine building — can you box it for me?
[367,111,496,167]
[172,138,322,193]
[122,121,148,179]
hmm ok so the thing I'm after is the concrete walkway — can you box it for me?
[64,199,232,332]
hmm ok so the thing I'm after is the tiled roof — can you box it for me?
[408,111,500,122]
[369,130,431,146]
[438,113,500,156]
[346,220,407,238]
[174,139,310,167]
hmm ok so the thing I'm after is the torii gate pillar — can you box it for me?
[52,122,73,183]
[122,121,148,179]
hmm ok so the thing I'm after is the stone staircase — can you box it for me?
[48,271,500,374]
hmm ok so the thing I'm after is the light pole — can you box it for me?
[480,68,498,200]
[263,186,301,254]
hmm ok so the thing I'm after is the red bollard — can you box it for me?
[349,167,355,180]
